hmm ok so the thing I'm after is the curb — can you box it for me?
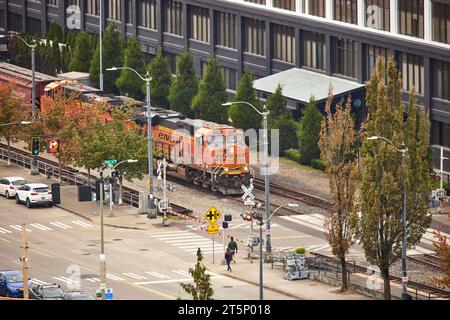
[55,205,94,222]
[205,265,305,300]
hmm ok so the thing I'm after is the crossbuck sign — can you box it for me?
[241,179,255,206]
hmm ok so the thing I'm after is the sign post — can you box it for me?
[204,207,221,264]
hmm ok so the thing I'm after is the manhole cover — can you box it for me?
[113,238,123,241]
[140,249,149,251]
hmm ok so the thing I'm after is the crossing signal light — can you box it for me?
[47,139,60,154]
[31,137,40,155]
[241,212,253,221]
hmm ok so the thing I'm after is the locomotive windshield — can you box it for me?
[226,134,245,146]
[206,135,225,147]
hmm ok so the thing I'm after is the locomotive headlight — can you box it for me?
[243,165,249,172]
[224,167,229,172]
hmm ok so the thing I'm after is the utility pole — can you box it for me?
[109,178,113,217]
[99,0,104,92]
[262,107,271,255]
[99,172,106,300]
[258,215,263,300]
[21,223,29,300]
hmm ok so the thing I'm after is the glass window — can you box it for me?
[431,121,450,148]
[432,1,450,44]
[164,1,183,36]
[334,0,358,24]
[365,44,388,81]
[139,0,157,29]
[303,31,326,71]
[189,5,210,43]
[398,51,424,94]
[221,67,237,90]
[399,0,424,38]
[12,180,27,186]
[216,12,236,49]
[333,37,359,79]
[244,0,266,4]
[47,0,59,6]
[303,0,326,17]
[274,0,296,11]
[125,0,132,24]
[365,0,390,31]
[243,18,266,56]
[273,24,295,64]
[433,59,450,101]
[87,0,99,15]
[6,273,23,283]
[107,0,121,21]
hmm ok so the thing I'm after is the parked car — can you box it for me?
[29,283,64,300]
[0,270,30,298]
[62,291,96,300]
[15,183,53,208]
[0,177,27,199]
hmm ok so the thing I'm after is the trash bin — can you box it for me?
[51,183,61,205]
[77,186,91,202]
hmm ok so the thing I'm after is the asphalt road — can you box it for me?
[0,196,293,300]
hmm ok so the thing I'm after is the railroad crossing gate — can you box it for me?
[204,207,222,224]
[207,224,219,234]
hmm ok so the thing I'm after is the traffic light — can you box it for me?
[31,137,40,155]
[241,212,253,221]
[253,211,264,225]
[47,139,60,154]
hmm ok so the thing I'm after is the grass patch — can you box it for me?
[279,157,325,174]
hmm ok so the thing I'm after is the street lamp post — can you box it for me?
[222,101,272,255]
[367,136,409,299]
[108,159,138,217]
[106,67,156,218]
[99,0,104,92]
[99,171,105,300]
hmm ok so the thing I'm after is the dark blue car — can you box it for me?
[0,270,30,298]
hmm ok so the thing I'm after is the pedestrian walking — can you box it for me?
[227,236,238,263]
[225,248,232,272]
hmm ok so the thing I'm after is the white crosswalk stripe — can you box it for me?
[53,276,78,285]
[9,225,31,232]
[85,278,97,283]
[50,222,73,230]
[172,270,191,277]
[30,278,47,285]
[71,220,93,228]
[149,230,223,255]
[106,274,125,281]
[0,227,12,234]
[30,223,52,231]
[145,271,171,279]
[122,273,147,280]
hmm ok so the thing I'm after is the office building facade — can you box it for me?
[1,0,449,171]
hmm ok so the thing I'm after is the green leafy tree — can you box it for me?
[192,56,228,123]
[116,37,147,100]
[358,57,432,300]
[297,97,322,165]
[89,23,124,93]
[229,73,261,131]
[273,116,298,154]
[180,249,214,300]
[70,32,93,72]
[319,90,359,292]
[168,50,198,118]
[46,22,63,43]
[266,85,290,128]
[148,48,172,108]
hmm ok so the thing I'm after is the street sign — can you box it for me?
[104,160,118,168]
[105,288,113,300]
[402,277,408,283]
[204,207,222,224]
[208,224,219,234]
[244,199,256,206]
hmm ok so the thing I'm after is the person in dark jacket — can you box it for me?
[225,248,232,272]
[228,236,238,263]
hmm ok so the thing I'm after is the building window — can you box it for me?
[399,0,424,38]
[273,24,295,64]
[87,0,99,15]
[245,0,266,4]
[67,0,80,6]
[216,12,236,49]
[47,0,59,6]
[26,17,42,35]
[334,0,358,24]
[164,1,182,36]
[139,0,157,29]
[243,18,266,56]
[125,0,132,24]
[303,0,326,17]
[108,0,121,21]
[8,13,23,32]
[431,121,450,148]
[333,37,359,79]
[201,60,208,77]
[221,67,237,90]
[398,52,424,94]
[303,31,326,71]
[365,44,388,81]
[433,59,450,101]
[0,10,4,29]
[433,2,450,44]
[274,0,296,11]
[365,0,390,31]
[165,53,177,75]
[189,5,210,43]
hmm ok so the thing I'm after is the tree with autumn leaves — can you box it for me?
[318,90,359,292]
[180,249,214,300]
[433,231,450,289]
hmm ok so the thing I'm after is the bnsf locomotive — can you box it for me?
[143,108,253,195]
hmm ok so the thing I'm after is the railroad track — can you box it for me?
[310,252,450,299]
[0,143,192,215]
[408,254,444,272]
[252,178,334,212]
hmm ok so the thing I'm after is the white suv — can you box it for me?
[0,177,27,199]
[15,183,53,208]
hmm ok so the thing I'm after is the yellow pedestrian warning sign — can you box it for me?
[207,224,219,234]
[204,207,222,224]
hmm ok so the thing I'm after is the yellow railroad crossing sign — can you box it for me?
[204,207,222,224]
[207,224,219,234]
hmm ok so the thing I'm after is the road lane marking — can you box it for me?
[54,276,77,285]
[9,225,32,232]
[30,279,47,285]
[272,235,312,240]
[122,273,147,280]
[0,236,11,243]
[148,231,191,237]
[71,220,93,228]
[106,274,125,281]
[172,270,191,277]
[85,278,97,283]
[145,272,170,279]
[30,248,55,258]
[133,275,223,285]
[0,227,12,234]
[50,222,73,229]
[30,223,52,231]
